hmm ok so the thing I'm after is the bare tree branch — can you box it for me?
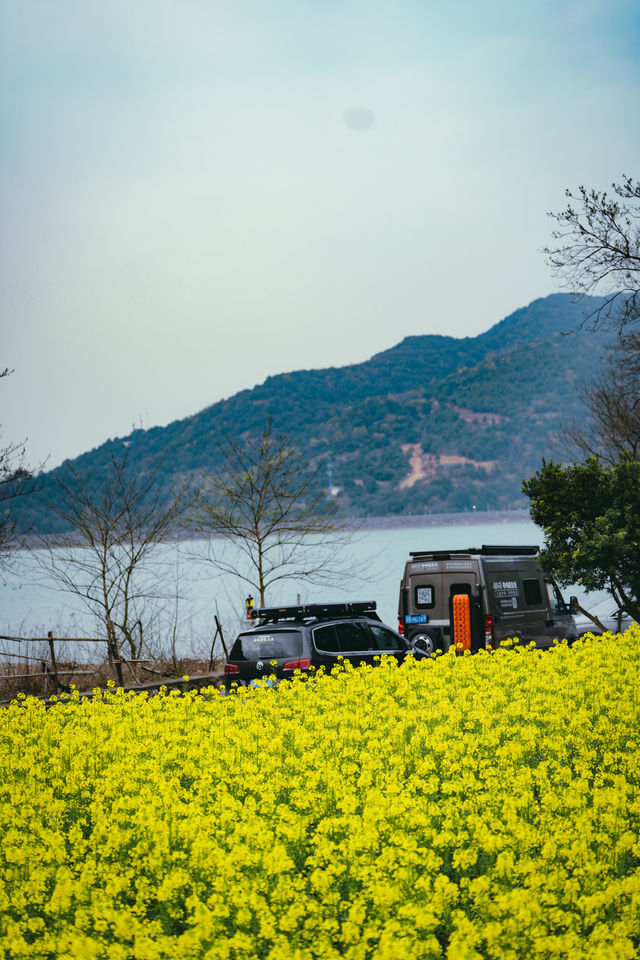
[0,367,41,570]
[189,418,358,607]
[34,449,193,673]
[544,175,640,330]
[559,330,640,463]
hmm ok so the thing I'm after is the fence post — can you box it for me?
[210,615,229,669]
[106,618,124,687]
[47,631,59,689]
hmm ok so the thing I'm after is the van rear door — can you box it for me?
[483,560,526,646]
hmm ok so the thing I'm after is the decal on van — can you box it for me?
[500,597,518,610]
[492,579,520,611]
[492,580,518,598]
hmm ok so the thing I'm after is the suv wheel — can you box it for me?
[408,630,439,655]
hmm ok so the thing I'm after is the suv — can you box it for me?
[223,601,422,686]
[398,545,578,654]
[574,599,634,638]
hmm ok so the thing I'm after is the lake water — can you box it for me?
[0,513,597,661]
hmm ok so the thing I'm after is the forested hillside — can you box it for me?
[19,294,610,531]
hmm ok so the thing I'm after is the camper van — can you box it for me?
[398,545,578,654]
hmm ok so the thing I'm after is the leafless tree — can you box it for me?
[0,367,38,570]
[36,450,192,682]
[562,330,640,463]
[545,175,640,330]
[189,419,357,608]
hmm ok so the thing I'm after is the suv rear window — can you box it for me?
[335,621,373,652]
[313,621,376,653]
[313,624,341,653]
[230,631,303,661]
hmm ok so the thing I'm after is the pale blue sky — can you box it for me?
[2,0,639,468]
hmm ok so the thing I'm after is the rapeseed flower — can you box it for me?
[0,628,639,958]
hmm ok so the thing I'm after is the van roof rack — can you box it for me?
[478,545,539,556]
[250,601,377,623]
[409,544,539,558]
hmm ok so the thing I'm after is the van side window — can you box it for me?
[545,580,567,614]
[523,578,543,605]
[414,584,435,609]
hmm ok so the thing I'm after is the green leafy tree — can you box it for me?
[522,456,640,628]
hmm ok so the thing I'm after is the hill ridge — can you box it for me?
[17,293,610,532]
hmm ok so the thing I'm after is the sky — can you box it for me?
[2,0,639,470]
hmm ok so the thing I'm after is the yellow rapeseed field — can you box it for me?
[1,629,639,960]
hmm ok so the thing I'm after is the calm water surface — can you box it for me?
[1,516,547,658]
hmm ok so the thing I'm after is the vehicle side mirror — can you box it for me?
[569,596,579,615]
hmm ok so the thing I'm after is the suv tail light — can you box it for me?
[398,620,405,635]
[484,615,494,648]
[224,663,240,675]
[283,658,311,672]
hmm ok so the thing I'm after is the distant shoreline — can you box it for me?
[17,509,534,550]
[351,509,533,531]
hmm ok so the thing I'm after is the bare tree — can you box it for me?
[562,330,640,463]
[190,419,356,607]
[1,368,38,570]
[36,450,192,681]
[545,175,640,330]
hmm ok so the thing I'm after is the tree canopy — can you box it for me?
[522,455,640,625]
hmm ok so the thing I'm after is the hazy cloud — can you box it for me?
[1,0,639,466]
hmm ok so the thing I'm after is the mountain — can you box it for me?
[18,294,611,532]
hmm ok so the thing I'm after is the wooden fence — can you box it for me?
[0,632,112,695]
[0,616,229,697]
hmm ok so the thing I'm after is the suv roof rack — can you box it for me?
[409,544,539,559]
[250,601,377,623]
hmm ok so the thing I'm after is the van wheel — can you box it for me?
[408,630,439,655]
